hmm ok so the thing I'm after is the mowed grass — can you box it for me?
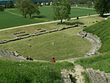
[0,60,74,83]
[0,6,96,29]
[0,16,103,60]
[39,6,96,19]
[0,16,103,40]
[0,10,48,29]
[0,28,91,60]
[76,18,110,72]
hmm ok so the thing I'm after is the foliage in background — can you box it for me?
[94,0,110,16]
[53,0,71,23]
[0,6,4,12]
[0,7,96,29]
[16,0,40,18]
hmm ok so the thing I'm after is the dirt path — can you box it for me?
[74,65,85,83]
[61,64,85,83]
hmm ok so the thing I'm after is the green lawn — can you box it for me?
[0,10,48,29]
[0,6,96,29]
[0,28,91,60]
[76,18,110,73]
[39,6,96,19]
[0,16,103,60]
[0,60,73,83]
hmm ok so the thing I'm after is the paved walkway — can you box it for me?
[0,14,98,32]
[72,7,94,10]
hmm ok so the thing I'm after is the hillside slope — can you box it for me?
[76,18,110,72]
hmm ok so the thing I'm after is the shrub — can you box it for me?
[0,6,5,12]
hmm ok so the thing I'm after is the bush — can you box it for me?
[5,1,14,8]
[0,6,5,12]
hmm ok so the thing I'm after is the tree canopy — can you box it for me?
[94,0,110,16]
[53,0,71,23]
[16,0,40,18]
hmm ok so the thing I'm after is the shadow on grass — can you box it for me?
[32,15,46,18]
[102,14,110,18]
[58,21,84,25]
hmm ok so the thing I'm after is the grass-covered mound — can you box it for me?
[0,60,73,83]
[76,19,110,72]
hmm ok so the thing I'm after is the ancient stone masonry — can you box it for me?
[0,24,78,44]
[0,50,25,60]
[86,68,110,83]
[61,65,85,83]
[61,69,72,83]
[79,31,102,56]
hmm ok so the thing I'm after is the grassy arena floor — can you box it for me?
[0,6,96,29]
[0,16,103,60]
[76,18,110,73]
[0,28,91,60]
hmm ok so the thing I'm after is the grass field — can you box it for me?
[0,59,73,83]
[0,6,107,82]
[0,28,91,60]
[76,18,110,73]
[0,16,103,60]
[0,6,96,29]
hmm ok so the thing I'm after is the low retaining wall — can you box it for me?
[0,24,78,44]
[79,31,102,56]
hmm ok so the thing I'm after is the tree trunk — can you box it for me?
[29,14,32,18]
[60,19,63,24]
[100,12,104,17]
[24,14,27,18]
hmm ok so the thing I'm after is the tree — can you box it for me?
[87,1,93,8]
[16,0,40,18]
[53,0,71,23]
[94,0,110,16]
[5,1,14,8]
[0,6,5,12]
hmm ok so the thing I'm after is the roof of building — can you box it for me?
[0,0,52,5]
[0,0,52,2]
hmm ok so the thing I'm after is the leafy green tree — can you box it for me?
[94,0,110,16]
[5,1,14,8]
[53,0,71,23]
[16,0,40,18]
[87,1,93,8]
[0,6,5,12]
